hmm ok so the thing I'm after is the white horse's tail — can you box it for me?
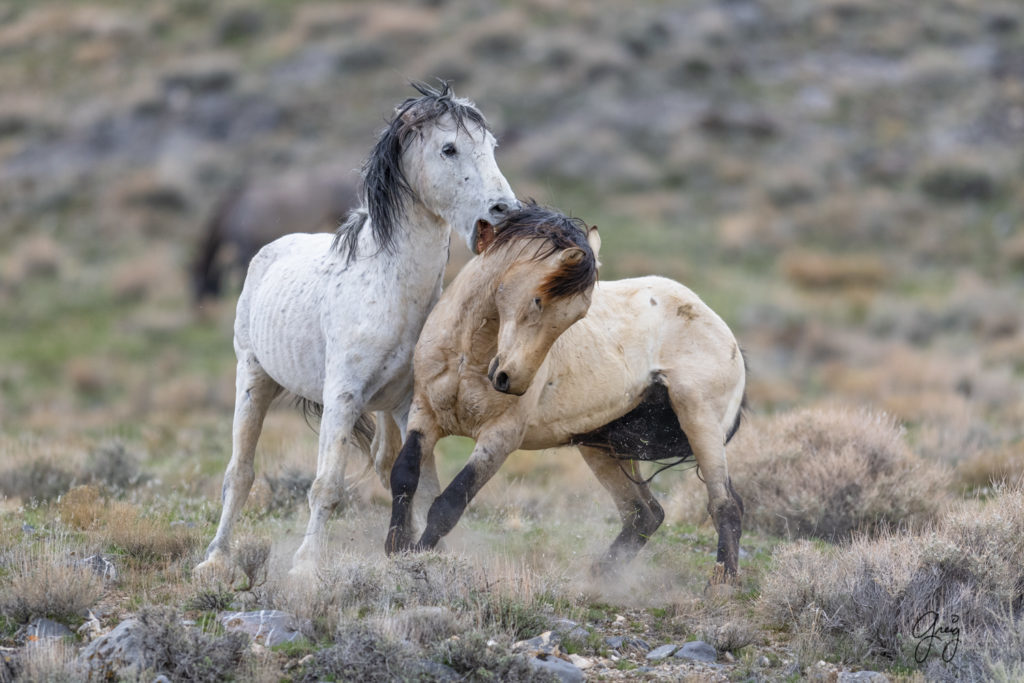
[369,411,403,489]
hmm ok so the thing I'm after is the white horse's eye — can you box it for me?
[533,297,542,311]
[442,142,457,157]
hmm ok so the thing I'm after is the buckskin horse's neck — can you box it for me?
[450,251,514,368]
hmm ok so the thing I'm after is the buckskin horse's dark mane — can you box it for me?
[333,80,490,263]
[486,201,598,299]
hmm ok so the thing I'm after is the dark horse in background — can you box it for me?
[190,162,359,303]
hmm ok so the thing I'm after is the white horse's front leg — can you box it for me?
[290,397,362,577]
[195,355,280,581]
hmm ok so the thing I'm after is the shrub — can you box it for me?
[232,535,271,590]
[759,486,1024,680]
[435,631,553,682]
[83,442,145,493]
[58,484,104,530]
[128,606,249,682]
[738,407,949,541]
[294,621,422,683]
[99,502,202,566]
[0,536,103,624]
[0,459,75,503]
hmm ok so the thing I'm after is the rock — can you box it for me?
[219,610,310,647]
[568,654,594,670]
[839,672,889,682]
[625,637,651,652]
[645,643,678,660]
[604,635,624,649]
[25,618,74,642]
[514,630,560,655]
[78,554,118,582]
[527,655,584,683]
[0,647,18,682]
[758,655,771,667]
[77,618,149,679]
[674,640,717,663]
[417,659,461,681]
[77,611,104,642]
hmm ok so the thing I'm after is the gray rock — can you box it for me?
[646,643,679,660]
[0,646,18,682]
[514,630,560,654]
[627,637,651,652]
[839,672,889,682]
[527,655,584,683]
[78,554,118,582]
[604,635,624,649]
[77,618,150,679]
[219,610,309,647]
[675,640,717,663]
[25,618,73,642]
[417,659,461,681]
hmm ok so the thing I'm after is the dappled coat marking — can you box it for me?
[194,82,518,580]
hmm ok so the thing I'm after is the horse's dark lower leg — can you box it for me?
[711,479,743,576]
[595,497,665,576]
[386,431,423,554]
[416,466,477,550]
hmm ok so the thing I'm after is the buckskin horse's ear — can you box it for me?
[560,247,585,265]
[587,225,602,268]
[475,220,496,254]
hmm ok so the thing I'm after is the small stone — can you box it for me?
[626,636,651,652]
[25,618,74,642]
[839,672,889,682]
[568,654,594,670]
[646,643,679,660]
[514,631,560,655]
[758,655,771,667]
[674,640,717,663]
[527,655,584,683]
[550,618,578,633]
[604,635,624,649]
[219,610,309,647]
[723,651,735,662]
[78,554,118,582]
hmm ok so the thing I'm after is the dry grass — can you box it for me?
[97,501,202,567]
[667,406,951,542]
[954,442,1024,493]
[758,485,1024,680]
[780,248,887,290]
[0,531,104,625]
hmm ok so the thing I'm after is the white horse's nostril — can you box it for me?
[490,202,509,217]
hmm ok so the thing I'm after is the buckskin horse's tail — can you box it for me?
[191,179,247,303]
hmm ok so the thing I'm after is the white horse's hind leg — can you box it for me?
[196,354,280,581]
[290,399,362,576]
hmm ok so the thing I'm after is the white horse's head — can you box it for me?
[479,203,600,396]
[355,82,518,257]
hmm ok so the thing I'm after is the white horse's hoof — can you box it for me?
[193,554,233,584]
[287,559,318,583]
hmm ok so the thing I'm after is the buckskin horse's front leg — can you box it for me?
[386,405,441,554]
[416,422,521,550]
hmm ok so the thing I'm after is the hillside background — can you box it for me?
[0,0,1022,680]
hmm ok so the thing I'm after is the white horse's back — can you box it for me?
[234,233,336,402]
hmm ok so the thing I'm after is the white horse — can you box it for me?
[387,203,747,580]
[196,82,518,579]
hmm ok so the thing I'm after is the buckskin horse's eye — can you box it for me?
[442,142,457,157]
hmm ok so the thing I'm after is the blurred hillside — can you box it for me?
[0,0,1022,466]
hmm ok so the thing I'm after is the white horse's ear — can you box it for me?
[587,225,602,268]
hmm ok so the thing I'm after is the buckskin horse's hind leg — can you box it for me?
[666,389,743,580]
[578,445,665,576]
[195,353,281,581]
